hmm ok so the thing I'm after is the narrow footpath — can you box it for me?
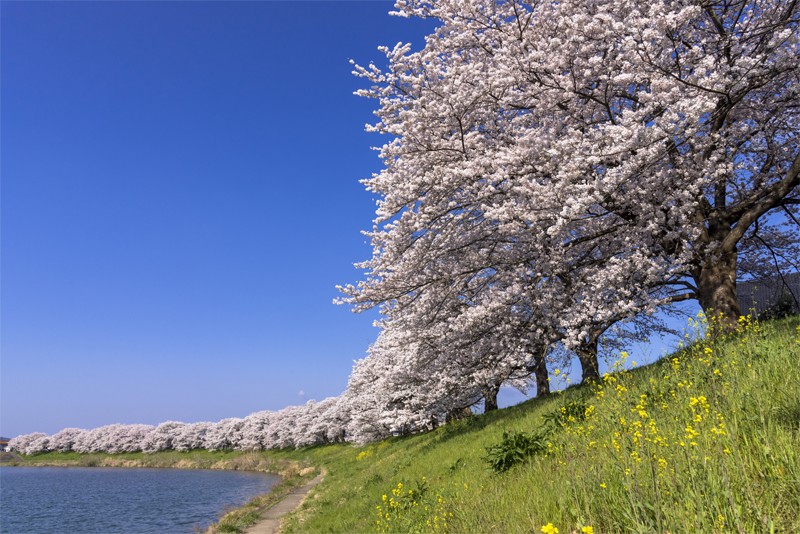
[0,451,25,463]
[244,472,325,534]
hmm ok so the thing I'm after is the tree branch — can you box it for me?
[720,151,800,253]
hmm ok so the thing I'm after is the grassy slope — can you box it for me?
[272,316,799,534]
[14,316,799,533]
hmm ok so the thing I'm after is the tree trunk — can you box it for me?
[692,250,741,333]
[483,384,499,412]
[531,351,550,397]
[445,410,456,424]
[576,339,600,384]
[446,406,473,422]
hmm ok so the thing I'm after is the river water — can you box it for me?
[0,466,281,534]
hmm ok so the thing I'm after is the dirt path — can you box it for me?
[243,472,324,534]
[0,451,25,463]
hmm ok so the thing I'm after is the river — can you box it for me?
[0,466,280,533]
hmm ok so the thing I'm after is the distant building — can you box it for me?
[0,437,9,452]
[738,272,800,318]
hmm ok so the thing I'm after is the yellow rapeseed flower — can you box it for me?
[540,523,559,534]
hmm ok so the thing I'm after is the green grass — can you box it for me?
[18,448,272,469]
[14,315,800,533]
[271,315,800,534]
[212,462,320,534]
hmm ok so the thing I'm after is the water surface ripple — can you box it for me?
[0,466,280,534]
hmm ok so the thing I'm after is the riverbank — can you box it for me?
[3,449,322,534]
[220,471,324,534]
[2,449,287,472]
[0,465,284,534]
[0,451,25,463]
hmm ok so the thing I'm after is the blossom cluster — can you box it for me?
[9,396,352,455]
[336,0,799,437]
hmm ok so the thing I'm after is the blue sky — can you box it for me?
[1,1,444,437]
[1,1,700,439]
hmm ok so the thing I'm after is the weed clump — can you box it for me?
[482,430,548,473]
[482,397,590,473]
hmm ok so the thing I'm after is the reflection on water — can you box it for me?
[0,466,280,534]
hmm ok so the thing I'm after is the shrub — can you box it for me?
[483,429,549,473]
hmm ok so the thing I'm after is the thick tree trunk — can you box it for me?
[483,384,499,412]
[445,406,472,423]
[692,250,741,333]
[531,351,550,397]
[576,339,600,384]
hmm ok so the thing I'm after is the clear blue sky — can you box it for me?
[1,1,443,438]
[1,1,699,439]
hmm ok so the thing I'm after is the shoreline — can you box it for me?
[0,449,282,471]
[1,449,323,534]
[239,471,324,534]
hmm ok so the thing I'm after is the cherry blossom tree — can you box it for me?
[203,418,245,451]
[239,410,274,451]
[289,397,350,446]
[341,364,396,443]
[340,0,800,361]
[48,428,87,453]
[141,421,186,452]
[319,395,354,443]
[113,424,156,453]
[71,429,103,454]
[172,422,214,452]
[9,433,49,455]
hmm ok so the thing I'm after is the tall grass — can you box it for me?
[274,315,799,534]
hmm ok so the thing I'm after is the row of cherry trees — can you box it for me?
[8,397,354,455]
[10,0,799,453]
[336,0,799,424]
[8,383,438,454]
